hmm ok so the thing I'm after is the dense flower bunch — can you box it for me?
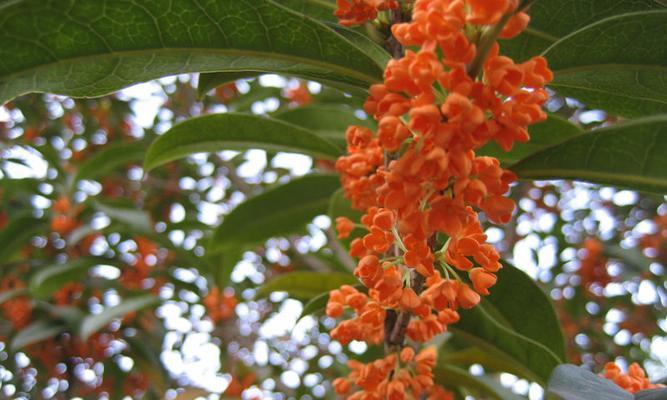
[335,0,399,26]
[603,362,663,393]
[329,0,551,397]
[204,286,239,322]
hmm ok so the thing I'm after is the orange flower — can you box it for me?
[336,217,356,239]
[603,362,663,394]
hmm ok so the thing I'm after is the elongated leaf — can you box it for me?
[501,0,665,62]
[544,11,667,117]
[80,295,159,340]
[547,364,632,400]
[256,271,356,300]
[93,200,153,233]
[0,0,383,105]
[75,139,148,181]
[275,105,375,149]
[478,115,582,165]
[511,115,667,194]
[144,113,342,171]
[298,291,330,321]
[11,320,66,351]
[208,174,340,254]
[0,288,27,305]
[29,258,102,299]
[328,188,364,247]
[0,214,46,262]
[453,262,565,384]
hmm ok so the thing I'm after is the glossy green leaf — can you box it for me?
[80,295,159,340]
[144,113,342,171]
[478,115,582,165]
[511,115,667,194]
[544,11,667,117]
[29,258,102,299]
[208,174,340,254]
[75,139,149,181]
[453,262,565,384]
[256,271,356,300]
[547,364,632,400]
[11,320,66,351]
[0,214,47,263]
[0,0,383,105]
[500,0,665,62]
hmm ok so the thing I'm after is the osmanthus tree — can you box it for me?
[0,0,666,399]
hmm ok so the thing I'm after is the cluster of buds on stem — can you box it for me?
[329,0,552,398]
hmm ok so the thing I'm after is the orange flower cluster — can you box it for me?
[335,0,399,26]
[0,276,32,329]
[50,196,80,235]
[640,214,667,262]
[284,82,312,107]
[603,362,663,394]
[329,0,551,397]
[578,238,611,289]
[203,287,239,322]
[120,236,160,289]
[333,347,453,399]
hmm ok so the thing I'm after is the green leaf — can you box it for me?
[0,214,47,263]
[275,105,375,149]
[547,364,632,400]
[208,174,340,254]
[500,0,666,62]
[280,0,336,22]
[0,0,383,105]
[478,115,582,165]
[93,200,153,233]
[544,11,667,117]
[328,188,364,248]
[80,295,159,340]
[256,271,357,300]
[75,139,149,181]
[11,320,66,351]
[434,364,524,400]
[511,115,667,194]
[298,291,330,321]
[29,258,102,299]
[144,113,342,171]
[453,262,565,384]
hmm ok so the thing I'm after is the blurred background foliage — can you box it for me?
[0,73,665,399]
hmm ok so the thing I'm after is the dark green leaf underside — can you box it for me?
[478,114,582,165]
[0,0,383,105]
[511,115,667,194]
[544,11,667,117]
[208,174,341,254]
[144,113,342,171]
